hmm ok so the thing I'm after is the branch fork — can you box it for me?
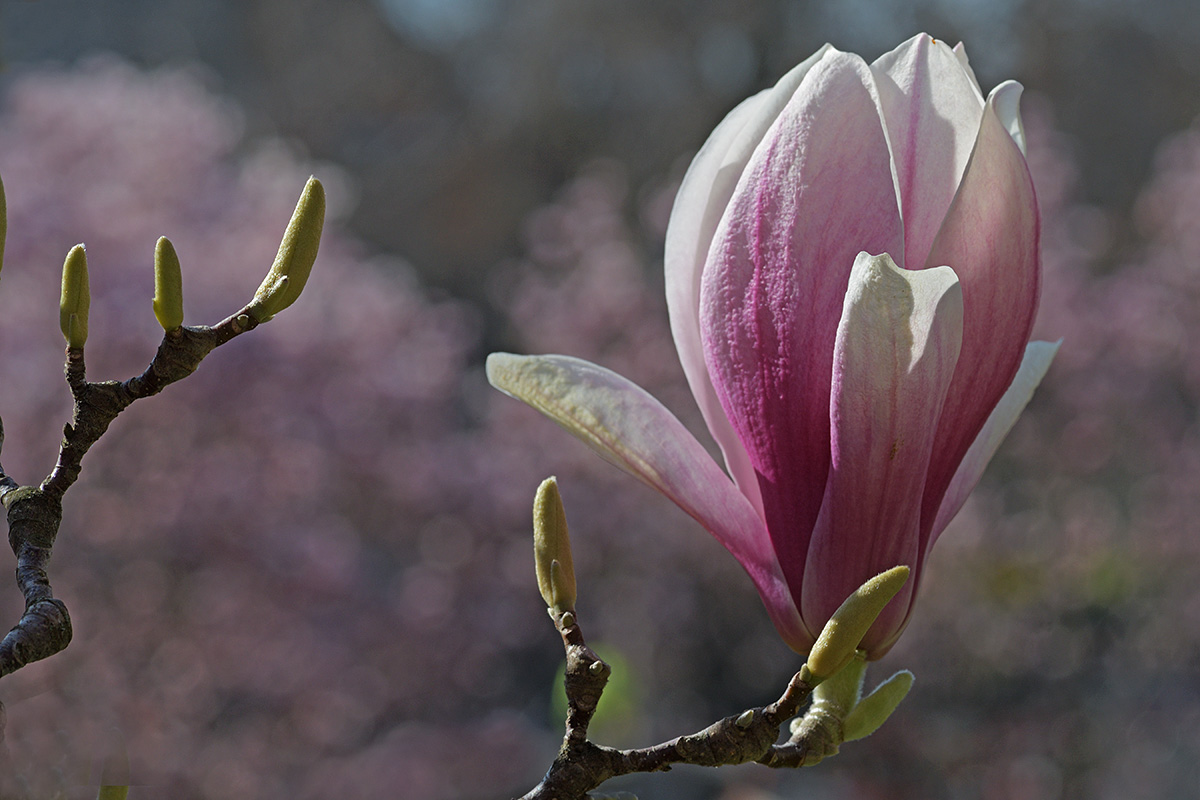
[519,479,915,799]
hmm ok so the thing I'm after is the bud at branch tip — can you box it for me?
[249,176,325,322]
[533,476,577,614]
[153,236,185,331]
[59,244,89,349]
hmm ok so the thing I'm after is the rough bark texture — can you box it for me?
[518,609,841,800]
[0,309,261,732]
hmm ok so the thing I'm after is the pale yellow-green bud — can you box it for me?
[153,236,185,331]
[806,565,909,680]
[249,176,325,322]
[533,476,576,614]
[811,651,868,716]
[59,244,89,349]
[842,669,914,742]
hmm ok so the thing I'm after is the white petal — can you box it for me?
[951,41,985,102]
[801,253,962,653]
[871,33,986,272]
[989,80,1027,155]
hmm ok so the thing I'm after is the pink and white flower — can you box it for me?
[488,34,1057,659]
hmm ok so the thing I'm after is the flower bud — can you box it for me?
[153,236,185,331]
[59,244,89,349]
[533,476,577,614]
[249,176,324,322]
[842,669,914,742]
[806,566,909,680]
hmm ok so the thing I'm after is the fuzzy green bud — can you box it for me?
[806,566,909,680]
[533,476,577,614]
[59,244,90,349]
[249,176,325,322]
[153,236,185,331]
[842,669,914,742]
[811,652,868,716]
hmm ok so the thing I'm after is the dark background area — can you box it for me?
[4,0,1197,293]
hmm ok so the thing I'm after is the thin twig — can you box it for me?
[0,306,260,681]
[518,609,824,800]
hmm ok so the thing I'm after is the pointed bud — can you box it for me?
[533,476,577,614]
[806,566,909,680]
[249,176,324,322]
[153,236,185,331]
[59,244,89,349]
[842,669,914,742]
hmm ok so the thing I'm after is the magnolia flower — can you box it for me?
[488,34,1057,659]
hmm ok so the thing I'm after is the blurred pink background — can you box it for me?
[0,3,1198,799]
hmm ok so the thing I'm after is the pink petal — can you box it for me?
[873,33,986,273]
[929,339,1058,541]
[918,92,1041,546]
[801,253,963,656]
[701,50,903,599]
[485,352,809,648]
[665,44,832,521]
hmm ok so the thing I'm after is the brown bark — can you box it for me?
[518,609,840,800]
[0,309,261,731]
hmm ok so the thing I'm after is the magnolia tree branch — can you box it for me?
[0,178,324,779]
[0,309,261,680]
[518,608,834,800]
[519,480,913,799]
